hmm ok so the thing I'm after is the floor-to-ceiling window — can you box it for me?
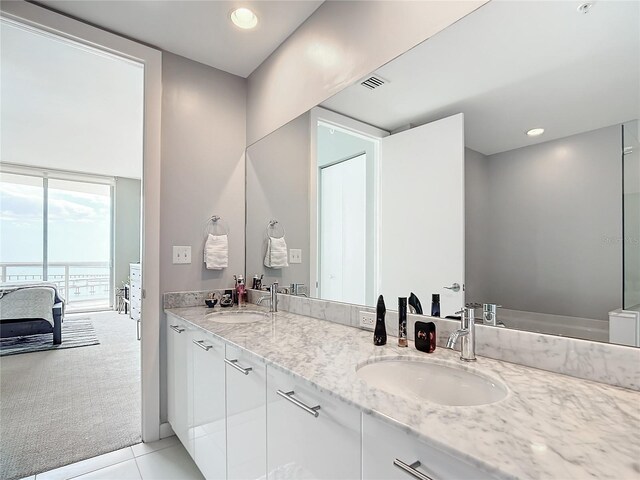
[0,169,113,311]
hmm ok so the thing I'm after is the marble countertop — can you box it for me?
[166,305,640,480]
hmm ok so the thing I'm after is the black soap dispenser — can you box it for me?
[373,295,387,346]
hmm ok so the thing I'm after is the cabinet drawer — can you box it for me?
[267,366,360,479]
[362,413,498,480]
[226,345,267,480]
[130,266,141,280]
[130,306,140,321]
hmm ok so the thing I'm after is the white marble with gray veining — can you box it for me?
[164,289,232,308]
[166,304,640,480]
[247,290,640,391]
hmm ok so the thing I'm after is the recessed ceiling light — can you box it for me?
[526,128,545,137]
[577,2,594,14]
[230,8,258,30]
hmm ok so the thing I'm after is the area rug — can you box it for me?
[0,316,99,356]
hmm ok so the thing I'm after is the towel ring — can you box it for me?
[205,215,229,236]
[266,219,285,239]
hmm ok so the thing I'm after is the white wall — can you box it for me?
[246,113,310,288]
[160,52,247,421]
[624,120,640,309]
[466,125,623,320]
[113,177,141,299]
[246,1,486,145]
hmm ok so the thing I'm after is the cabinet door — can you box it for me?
[226,345,267,480]
[362,413,498,480]
[266,366,360,480]
[192,332,226,480]
[166,318,194,456]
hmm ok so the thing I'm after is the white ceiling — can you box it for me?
[37,0,324,78]
[321,1,640,155]
[1,19,144,178]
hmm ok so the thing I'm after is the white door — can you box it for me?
[192,333,226,479]
[166,319,194,456]
[319,153,367,304]
[266,366,361,479]
[226,345,267,480]
[380,113,465,317]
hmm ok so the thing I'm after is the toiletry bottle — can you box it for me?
[236,275,247,308]
[431,294,441,317]
[373,295,387,346]
[409,292,423,314]
[398,297,408,347]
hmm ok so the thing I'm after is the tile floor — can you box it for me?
[21,436,204,480]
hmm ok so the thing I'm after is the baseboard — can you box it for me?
[159,422,175,439]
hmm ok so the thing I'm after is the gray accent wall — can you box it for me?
[246,113,310,288]
[113,177,141,301]
[465,125,622,321]
[160,52,247,422]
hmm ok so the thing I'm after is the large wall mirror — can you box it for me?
[246,1,640,346]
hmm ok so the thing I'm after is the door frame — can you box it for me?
[309,107,388,300]
[0,1,163,442]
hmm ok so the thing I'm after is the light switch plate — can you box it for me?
[173,246,191,264]
[289,248,302,264]
[359,311,375,330]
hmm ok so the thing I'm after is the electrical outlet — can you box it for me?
[172,245,191,264]
[289,248,302,264]
[359,311,375,330]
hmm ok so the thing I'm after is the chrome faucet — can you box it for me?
[257,282,278,312]
[446,303,480,362]
[482,303,503,326]
[289,283,307,297]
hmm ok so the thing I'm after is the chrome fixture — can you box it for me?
[225,358,252,375]
[257,282,279,312]
[290,283,308,297]
[276,390,321,417]
[393,459,434,480]
[446,303,480,362]
[482,303,502,326]
[443,282,461,293]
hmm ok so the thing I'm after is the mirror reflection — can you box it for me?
[246,1,640,346]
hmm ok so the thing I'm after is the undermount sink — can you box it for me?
[356,358,508,406]
[205,310,270,324]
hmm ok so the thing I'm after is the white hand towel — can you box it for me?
[204,234,228,270]
[264,236,288,268]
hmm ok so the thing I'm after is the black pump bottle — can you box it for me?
[373,295,387,346]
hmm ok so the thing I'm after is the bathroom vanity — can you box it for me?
[165,304,640,480]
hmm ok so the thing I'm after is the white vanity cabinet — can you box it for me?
[225,345,267,480]
[266,366,361,480]
[166,317,194,456]
[362,413,497,480]
[192,331,226,480]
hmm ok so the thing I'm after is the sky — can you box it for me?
[0,175,111,268]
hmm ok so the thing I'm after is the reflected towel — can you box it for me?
[204,234,228,270]
[264,236,288,269]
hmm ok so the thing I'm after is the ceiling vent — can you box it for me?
[360,75,387,90]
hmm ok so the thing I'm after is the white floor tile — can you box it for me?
[135,444,203,480]
[36,447,134,480]
[131,436,180,458]
[70,460,141,480]
[18,476,36,480]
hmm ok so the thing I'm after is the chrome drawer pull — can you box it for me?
[225,358,252,375]
[192,339,213,351]
[276,390,320,418]
[169,325,185,333]
[393,459,435,480]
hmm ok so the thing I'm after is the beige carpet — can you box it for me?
[0,311,141,480]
